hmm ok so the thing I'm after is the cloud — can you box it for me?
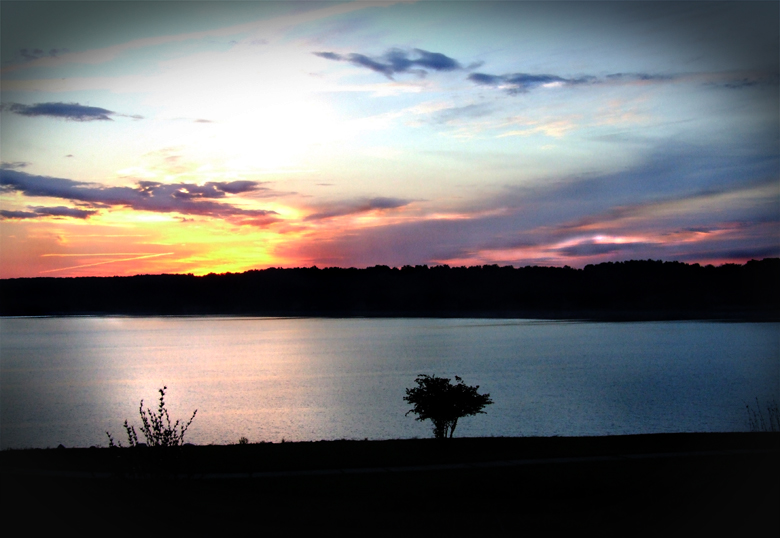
[0,169,279,223]
[314,48,462,79]
[468,71,599,94]
[604,73,677,83]
[716,72,779,90]
[429,103,495,124]
[1,1,387,74]
[469,69,776,96]
[0,206,98,220]
[2,102,115,121]
[467,70,693,95]
[18,48,68,62]
[304,196,412,221]
[136,180,263,200]
[313,51,343,61]
[680,245,780,262]
[276,139,778,268]
[0,161,30,170]
[552,240,654,257]
[208,180,261,194]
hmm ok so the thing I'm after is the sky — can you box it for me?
[1,1,778,278]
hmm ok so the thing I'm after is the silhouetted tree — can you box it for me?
[404,374,493,439]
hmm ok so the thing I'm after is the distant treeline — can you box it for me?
[1,258,778,319]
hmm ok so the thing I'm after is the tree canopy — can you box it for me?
[404,374,493,439]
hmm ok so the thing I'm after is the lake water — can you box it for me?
[0,317,777,449]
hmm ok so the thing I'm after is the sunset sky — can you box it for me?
[1,1,778,278]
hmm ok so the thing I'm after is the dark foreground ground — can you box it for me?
[2,433,778,537]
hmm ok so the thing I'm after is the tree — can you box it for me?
[404,374,493,439]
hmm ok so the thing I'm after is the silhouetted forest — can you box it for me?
[1,258,778,319]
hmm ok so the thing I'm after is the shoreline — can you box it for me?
[2,433,777,536]
[3,432,777,475]
[2,309,778,321]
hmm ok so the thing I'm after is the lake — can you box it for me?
[0,317,777,449]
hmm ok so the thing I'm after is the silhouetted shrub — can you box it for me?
[404,374,493,439]
[106,386,197,478]
[746,397,779,432]
[107,386,197,448]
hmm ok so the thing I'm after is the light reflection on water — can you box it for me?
[0,317,777,449]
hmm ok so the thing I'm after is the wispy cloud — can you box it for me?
[274,142,778,268]
[467,72,593,94]
[0,206,98,220]
[0,161,30,170]
[467,71,676,95]
[15,47,69,62]
[0,1,399,74]
[314,48,463,79]
[304,196,413,221]
[0,102,140,121]
[467,69,776,95]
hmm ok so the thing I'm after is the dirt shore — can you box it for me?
[2,433,778,537]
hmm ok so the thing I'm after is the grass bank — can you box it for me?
[2,433,778,537]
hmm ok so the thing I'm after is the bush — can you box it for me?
[746,397,779,432]
[106,386,197,479]
[107,386,197,448]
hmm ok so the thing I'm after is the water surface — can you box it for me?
[1,317,777,449]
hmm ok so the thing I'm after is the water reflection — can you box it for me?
[0,317,777,448]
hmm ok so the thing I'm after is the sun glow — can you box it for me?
[1,2,776,276]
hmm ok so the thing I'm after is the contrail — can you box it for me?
[39,252,174,273]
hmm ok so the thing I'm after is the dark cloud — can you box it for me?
[722,78,761,89]
[305,197,412,221]
[0,169,278,223]
[679,245,780,262]
[136,181,259,200]
[1,161,30,170]
[717,73,779,89]
[208,180,261,194]
[0,206,97,220]
[468,71,688,95]
[313,51,342,61]
[468,72,598,94]
[609,71,776,91]
[471,69,777,96]
[278,139,778,267]
[467,73,503,86]
[314,48,462,79]
[553,241,653,257]
[2,102,115,121]
[604,73,677,83]
[0,210,38,219]
[347,53,396,77]
[18,47,68,62]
